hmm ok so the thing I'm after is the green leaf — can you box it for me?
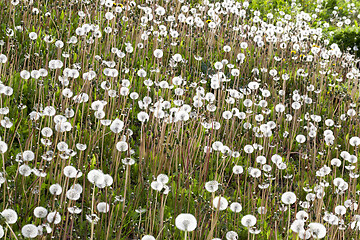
[91,154,97,167]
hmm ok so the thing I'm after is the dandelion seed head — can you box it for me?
[281,191,297,205]
[175,213,197,232]
[241,214,257,227]
[1,209,18,224]
[34,207,48,218]
[21,224,38,238]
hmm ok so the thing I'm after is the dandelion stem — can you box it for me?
[287,206,291,240]
[5,222,18,240]
[90,186,96,240]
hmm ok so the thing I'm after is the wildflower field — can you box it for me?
[1,0,360,239]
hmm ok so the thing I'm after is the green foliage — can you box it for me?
[331,27,360,57]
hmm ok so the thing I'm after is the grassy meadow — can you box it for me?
[0,0,360,239]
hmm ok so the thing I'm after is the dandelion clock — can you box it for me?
[291,220,305,233]
[141,235,155,240]
[97,202,110,213]
[1,209,18,224]
[205,180,219,193]
[212,196,228,211]
[226,231,238,240]
[281,191,297,205]
[241,214,257,228]
[308,223,326,239]
[21,224,38,238]
[229,202,242,213]
[175,213,197,239]
[34,206,48,218]
[0,141,8,153]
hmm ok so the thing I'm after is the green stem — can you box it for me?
[90,186,96,240]
[5,222,18,240]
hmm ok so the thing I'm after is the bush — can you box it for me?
[330,26,360,57]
